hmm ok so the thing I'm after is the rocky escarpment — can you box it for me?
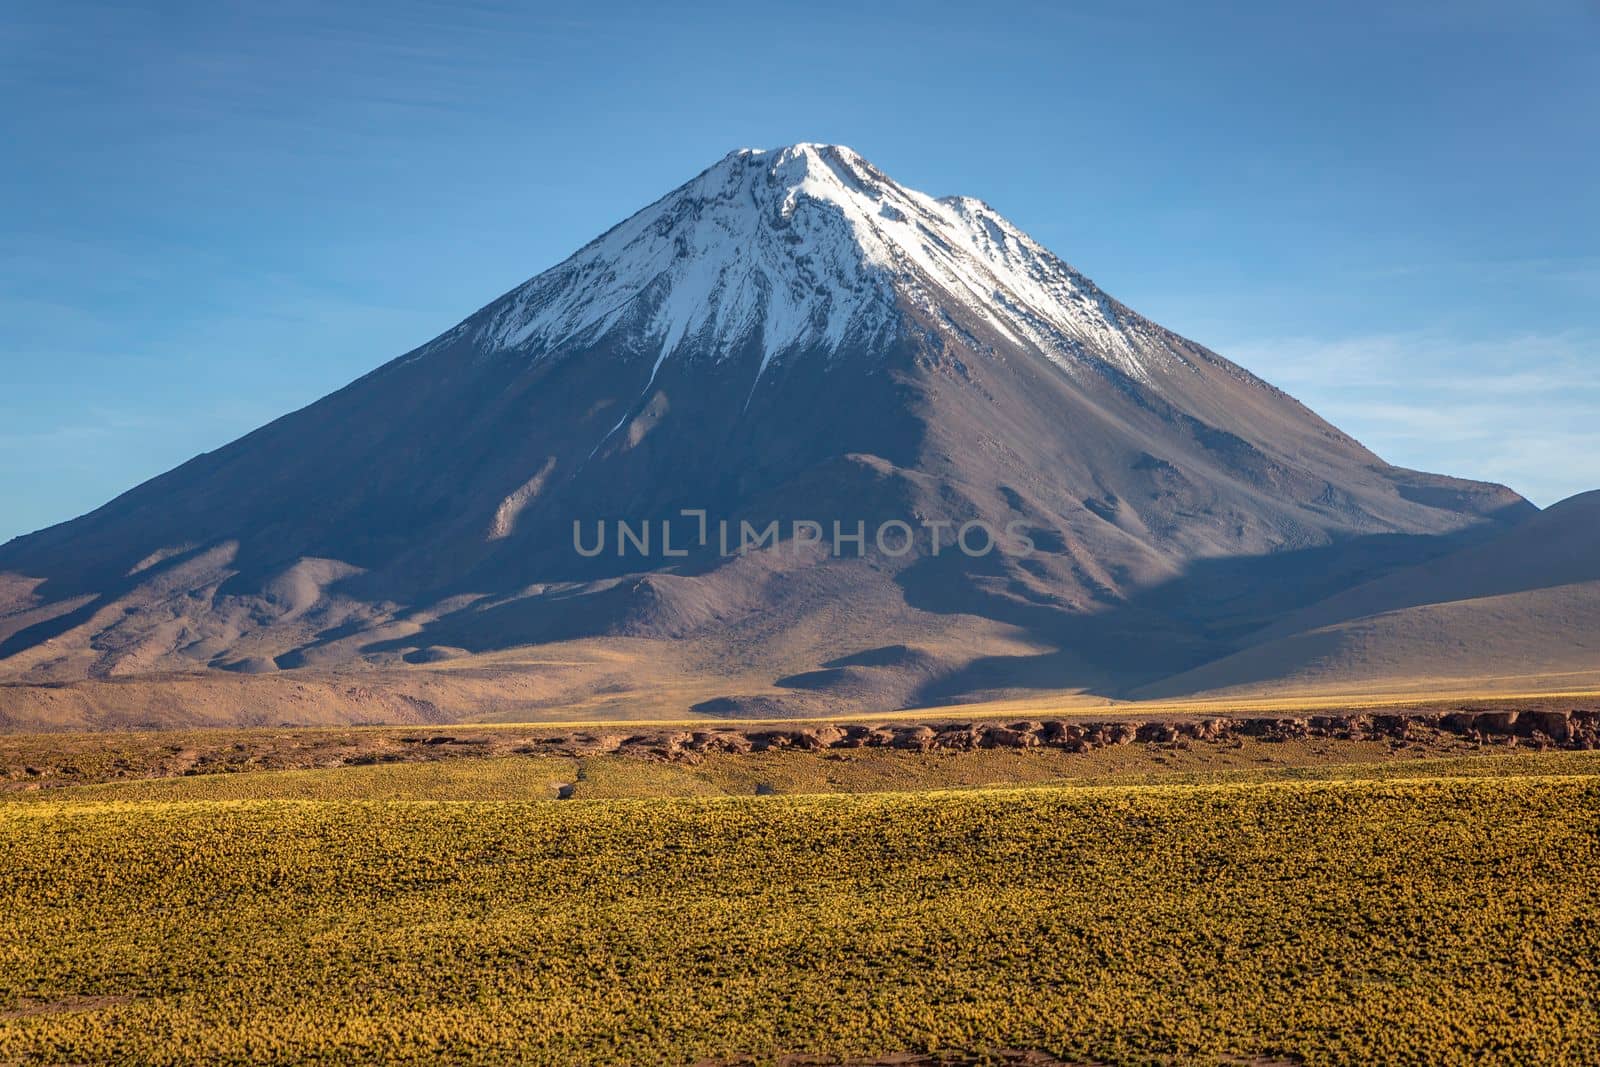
[4,707,1596,792]
[527,707,1600,762]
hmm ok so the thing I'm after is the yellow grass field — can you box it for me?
[2,751,1598,1065]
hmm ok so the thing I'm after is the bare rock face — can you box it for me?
[1478,711,1521,734]
[0,144,1535,718]
[981,725,1039,749]
[792,726,845,751]
[892,726,938,752]
[1524,710,1572,742]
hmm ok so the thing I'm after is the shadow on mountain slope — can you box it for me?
[898,527,1505,702]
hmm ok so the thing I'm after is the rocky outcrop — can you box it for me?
[6,706,1596,792]
[522,708,1600,762]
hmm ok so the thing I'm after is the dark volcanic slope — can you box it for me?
[0,144,1533,714]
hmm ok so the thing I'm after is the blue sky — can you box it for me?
[2,0,1596,542]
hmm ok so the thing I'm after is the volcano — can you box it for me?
[0,144,1540,727]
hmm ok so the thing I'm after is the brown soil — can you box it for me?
[0,995,135,1020]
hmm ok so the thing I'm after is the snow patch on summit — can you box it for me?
[469,144,1164,385]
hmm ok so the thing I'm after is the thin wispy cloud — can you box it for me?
[1225,329,1600,506]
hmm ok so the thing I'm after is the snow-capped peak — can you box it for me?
[466,143,1157,384]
